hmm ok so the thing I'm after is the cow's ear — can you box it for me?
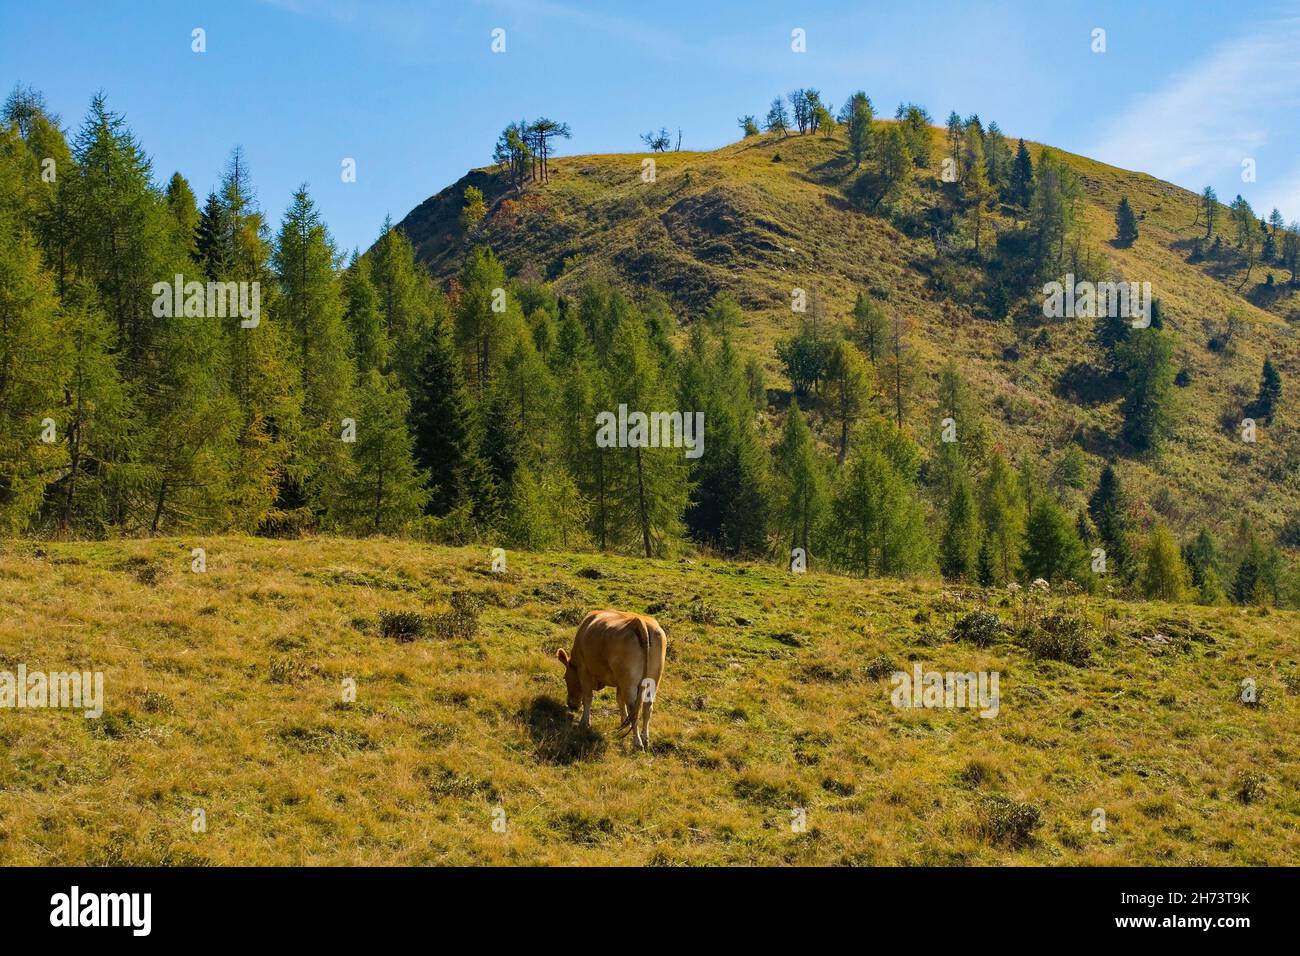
[556,648,570,665]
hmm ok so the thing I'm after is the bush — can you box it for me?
[950,610,1002,647]
[1019,612,1093,665]
[432,591,482,641]
[379,611,429,642]
[1235,770,1266,805]
[864,655,897,680]
[974,795,1042,848]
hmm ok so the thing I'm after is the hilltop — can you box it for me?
[395,127,1300,545]
[0,536,1295,865]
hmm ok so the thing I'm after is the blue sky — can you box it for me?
[4,0,1300,252]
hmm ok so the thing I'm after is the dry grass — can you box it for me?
[1,536,1296,865]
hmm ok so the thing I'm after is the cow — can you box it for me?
[556,610,667,750]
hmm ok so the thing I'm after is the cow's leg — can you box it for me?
[639,693,653,751]
[579,687,593,730]
[613,686,629,738]
[620,682,643,749]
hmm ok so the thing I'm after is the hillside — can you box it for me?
[0,536,1296,865]
[396,128,1300,545]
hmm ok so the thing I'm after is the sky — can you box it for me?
[4,0,1300,253]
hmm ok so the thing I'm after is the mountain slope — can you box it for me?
[395,127,1300,544]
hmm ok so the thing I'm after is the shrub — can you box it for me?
[950,610,1002,647]
[432,591,482,640]
[379,611,429,642]
[1019,612,1093,665]
[974,795,1042,848]
[1234,770,1266,805]
[864,655,897,680]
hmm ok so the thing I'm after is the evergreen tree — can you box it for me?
[1022,495,1088,584]
[370,217,434,391]
[329,370,428,533]
[1251,357,1282,423]
[1088,464,1133,581]
[822,340,872,464]
[342,252,387,375]
[273,186,356,520]
[1008,138,1034,207]
[409,311,483,516]
[1115,196,1139,244]
[773,403,826,564]
[1116,328,1176,452]
[978,453,1025,584]
[939,470,982,581]
[849,291,888,365]
[1139,521,1189,601]
[842,91,873,168]
[983,121,1012,191]
[679,328,770,555]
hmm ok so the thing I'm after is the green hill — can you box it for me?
[396,127,1300,546]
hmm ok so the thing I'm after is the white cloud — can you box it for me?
[1095,18,1300,218]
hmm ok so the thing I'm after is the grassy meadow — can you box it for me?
[1,535,1296,865]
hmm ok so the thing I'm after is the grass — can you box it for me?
[1,535,1297,865]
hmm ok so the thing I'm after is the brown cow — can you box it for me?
[556,610,666,750]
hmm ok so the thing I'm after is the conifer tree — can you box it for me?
[842,91,873,168]
[1251,357,1282,423]
[1088,464,1133,581]
[940,470,982,581]
[822,340,872,464]
[773,402,826,564]
[342,252,387,376]
[329,370,428,533]
[370,217,434,391]
[1139,521,1189,601]
[850,291,888,365]
[1115,196,1139,244]
[828,427,931,578]
[1022,495,1088,584]
[1009,138,1034,208]
[409,311,484,517]
[165,172,200,259]
[274,186,356,521]
[978,453,1026,584]
[603,309,689,557]
[1116,328,1176,452]
[49,283,128,532]
[680,330,770,555]
[0,139,68,533]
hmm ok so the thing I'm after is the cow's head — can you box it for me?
[555,648,581,709]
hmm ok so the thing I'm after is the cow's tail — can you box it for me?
[616,617,653,737]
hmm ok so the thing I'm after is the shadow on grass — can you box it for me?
[523,696,606,764]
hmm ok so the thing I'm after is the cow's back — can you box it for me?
[573,610,650,688]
